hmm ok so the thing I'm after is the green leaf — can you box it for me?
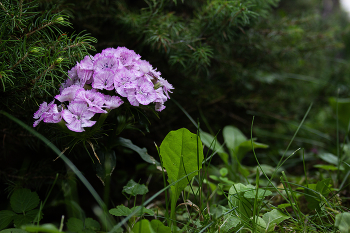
[304,179,331,211]
[13,214,34,227]
[109,205,153,217]
[66,218,84,232]
[244,189,272,199]
[256,217,267,232]
[313,164,344,171]
[220,168,228,177]
[223,125,247,153]
[0,210,15,230]
[200,131,229,163]
[318,152,339,165]
[23,224,62,233]
[235,140,269,162]
[159,128,204,223]
[85,218,100,231]
[109,205,131,216]
[150,220,171,233]
[122,179,149,196]
[131,219,155,233]
[335,212,350,233]
[10,189,40,213]
[220,215,240,232]
[262,209,290,232]
[0,229,27,233]
[116,137,160,165]
[130,206,154,216]
[26,209,41,223]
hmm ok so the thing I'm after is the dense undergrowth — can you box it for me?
[2,0,350,232]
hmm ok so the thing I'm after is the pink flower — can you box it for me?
[92,69,115,91]
[104,95,124,109]
[135,78,157,105]
[62,102,96,132]
[33,100,55,127]
[75,89,106,113]
[55,85,83,102]
[114,68,137,97]
[94,55,119,72]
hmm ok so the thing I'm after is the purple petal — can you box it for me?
[66,119,84,132]
[92,69,115,91]
[55,85,83,102]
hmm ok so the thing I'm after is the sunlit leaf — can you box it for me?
[159,128,204,221]
[262,209,290,232]
[131,219,154,233]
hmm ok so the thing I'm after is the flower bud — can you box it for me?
[56,57,64,64]
[56,17,65,23]
[30,47,44,53]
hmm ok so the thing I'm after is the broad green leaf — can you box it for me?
[109,205,132,216]
[223,125,247,153]
[23,224,62,233]
[85,218,100,231]
[0,229,27,233]
[26,209,41,222]
[95,150,116,184]
[116,137,160,165]
[256,217,267,233]
[66,218,84,232]
[131,219,155,233]
[235,140,269,162]
[159,128,204,220]
[262,209,290,232]
[220,215,240,231]
[0,210,15,230]
[329,98,350,127]
[150,220,171,233]
[318,152,339,165]
[200,131,229,163]
[304,179,331,211]
[109,205,153,217]
[244,189,272,199]
[335,212,350,233]
[122,179,149,196]
[10,189,40,213]
[13,214,34,227]
[228,183,255,222]
[220,168,228,176]
[229,183,255,195]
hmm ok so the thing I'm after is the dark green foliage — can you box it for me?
[0,0,96,111]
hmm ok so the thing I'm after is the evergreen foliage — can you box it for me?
[0,0,96,111]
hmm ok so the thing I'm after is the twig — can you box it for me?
[9,52,28,70]
[26,21,55,37]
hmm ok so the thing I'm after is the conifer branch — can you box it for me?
[32,63,56,85]
[0,1,9,16]
[9,52,28,70]
[25,21,56,37]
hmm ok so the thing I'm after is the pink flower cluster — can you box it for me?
[33,47,173,132]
